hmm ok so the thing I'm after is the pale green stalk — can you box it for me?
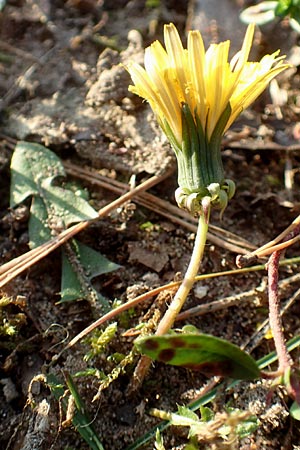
[133,205,210,386]
[156,205,210,335]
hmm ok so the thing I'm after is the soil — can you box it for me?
[1,1,300,449]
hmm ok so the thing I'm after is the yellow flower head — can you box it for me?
[127,23,290,214]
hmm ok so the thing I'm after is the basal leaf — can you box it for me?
[68,240,121,279]
[60,240,120,305]
[42,180,99,227]
[28,180,98,248]
[29,196,52,247]
[135,333,260,380]
[10,141,120,305]
[10,141,98,249]
[10,141,65,207]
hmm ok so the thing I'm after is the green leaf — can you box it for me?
[199,405,214,422]
[154,430,166,450]
[10,141,65,206]
[184,443,199,450]
[290,5,300,23]
[29,196,52,247]
[135,332,260,380]
[125,336,300,450]
[235,414,258,438]
[47,373,105,450]
[10,141,120,305]
[60,240,120,304]
[10,141,98,248]
[177,405,199,422]
[290,401,300,420]
[275,0,292,16]
[43,179,99,227]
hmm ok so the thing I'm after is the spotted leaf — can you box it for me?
[135,332,260,380]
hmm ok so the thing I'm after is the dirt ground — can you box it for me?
[1,1,300,449]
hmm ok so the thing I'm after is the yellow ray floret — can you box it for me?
[127,23,290,145]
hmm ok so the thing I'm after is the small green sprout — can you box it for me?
[154,430,166,450]
[84,322,118,362]
[151,404,258,446]
[0,296,26,340]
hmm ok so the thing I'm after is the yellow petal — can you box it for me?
[127,22,291,146]
[187,30,207,123]
[231,23,255,72]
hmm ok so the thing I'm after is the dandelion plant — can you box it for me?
[127,23,290,376]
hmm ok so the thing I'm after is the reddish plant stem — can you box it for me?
[267,222,300,373]
[267,250,293,373]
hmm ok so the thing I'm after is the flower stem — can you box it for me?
[156,203,210,335]
[131,203,210,388]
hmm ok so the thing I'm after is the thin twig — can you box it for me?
[176,288,262,321]
[0,171,171,288]
[0,47,56,113]
[50,256,300,365]
[65,161,254,254]
[237,215,300,373]
[237,214,300,267]
[0,40,41,62]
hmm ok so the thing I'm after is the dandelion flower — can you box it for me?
[127,23,290,214]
